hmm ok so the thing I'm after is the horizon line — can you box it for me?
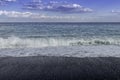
[0,22,120,23]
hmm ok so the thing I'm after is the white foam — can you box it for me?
[0,45,120,57]
[0,36,120,48]
[0,36,71,48]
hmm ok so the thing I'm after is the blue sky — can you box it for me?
[0,0,120,22]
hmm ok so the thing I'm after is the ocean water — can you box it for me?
[0,22,120,57]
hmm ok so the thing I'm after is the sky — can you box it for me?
[0,0,120,22]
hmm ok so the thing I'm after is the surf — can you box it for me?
[0,36,120,48]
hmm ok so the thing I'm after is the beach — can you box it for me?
[0,56,120,80]
[0,23,120,80]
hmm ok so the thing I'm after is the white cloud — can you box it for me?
[0,10,76,19]
[111,10,120,14]
[24,0,93,13]
[0,0,16,5]
[5,0,16,2]
[0,10,35,18]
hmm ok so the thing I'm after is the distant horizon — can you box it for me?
[1,22,120,23]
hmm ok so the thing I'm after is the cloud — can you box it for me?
[4,0,16,2]
[0,10,35,18]
[0,10,76,19]
[0,0,16,5]
[111,10,120,14]
[23,0,93,13]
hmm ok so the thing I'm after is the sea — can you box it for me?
[0,22,120,57]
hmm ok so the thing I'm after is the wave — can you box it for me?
[0,36,120,48]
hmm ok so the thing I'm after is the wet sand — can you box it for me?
[0,56,120,80]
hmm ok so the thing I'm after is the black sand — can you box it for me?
[0,56,120,80]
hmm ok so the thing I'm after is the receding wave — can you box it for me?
[0,36,120,48]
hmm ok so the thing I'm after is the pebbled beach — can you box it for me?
[0,56,120,80]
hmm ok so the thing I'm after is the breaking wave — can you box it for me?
[0,36,120,48]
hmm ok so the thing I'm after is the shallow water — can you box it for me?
[0,46,120,57]
[0,22,120,48]
[0,23,120,57]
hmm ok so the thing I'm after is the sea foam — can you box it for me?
[0,36,120,48]
[0,46,120,57]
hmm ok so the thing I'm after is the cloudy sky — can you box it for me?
[0,0,120,22]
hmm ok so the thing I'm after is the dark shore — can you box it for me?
[0,56,120,80]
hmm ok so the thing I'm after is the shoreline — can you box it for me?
[0,56,120,80]
[0,46,120,57]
